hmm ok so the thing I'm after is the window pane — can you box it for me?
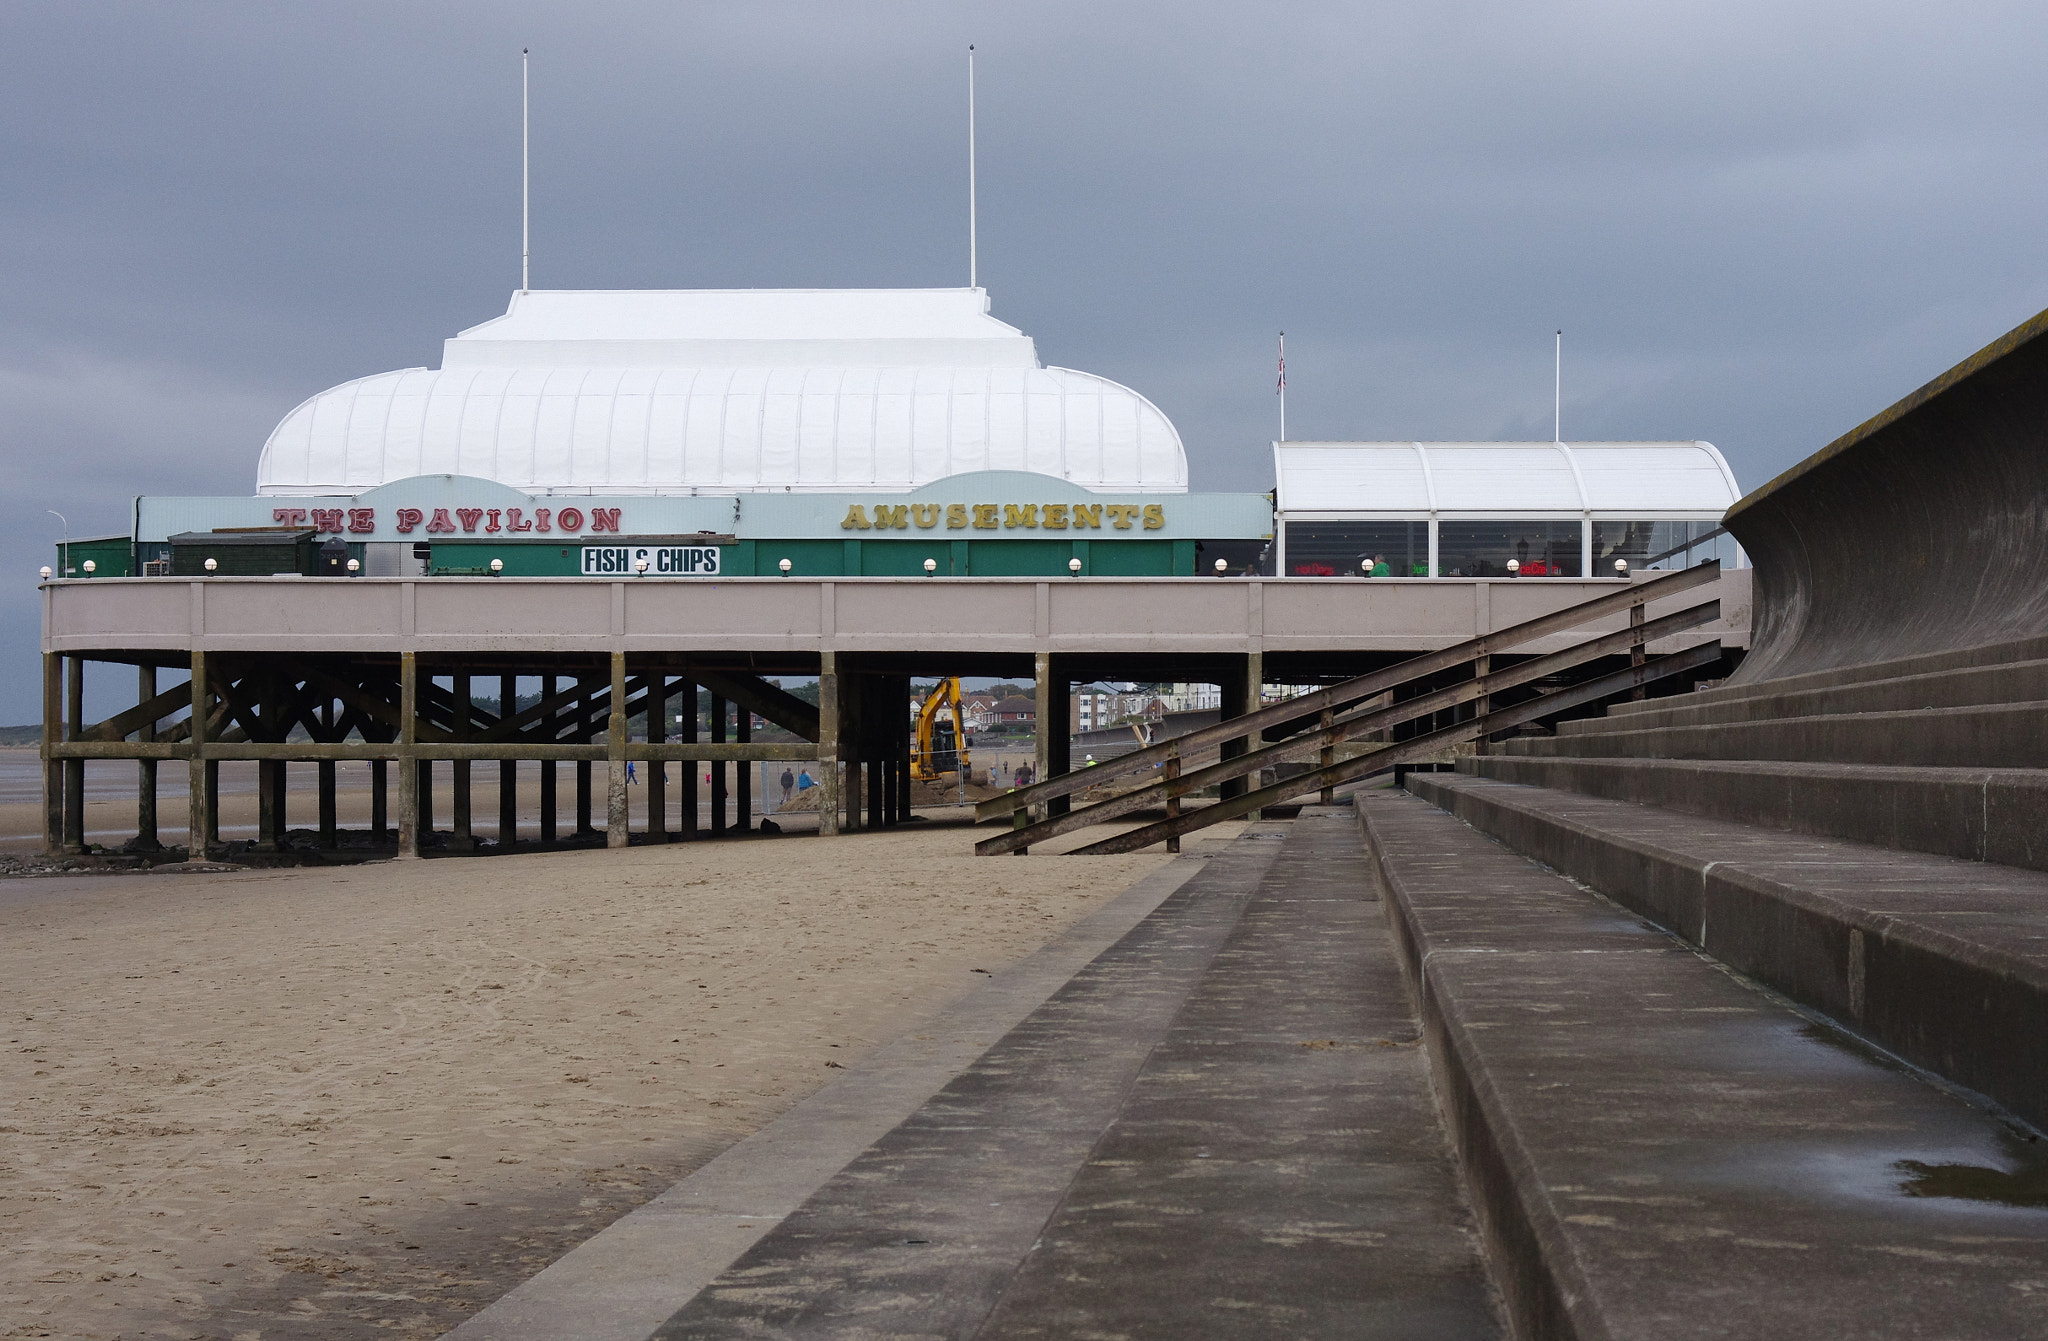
[1592,520,1726,572]
[1286,521,1429,577]
[1436,521,1582,577]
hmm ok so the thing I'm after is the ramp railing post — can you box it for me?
[1165,744,1182,854]
[1318,707,1335,805]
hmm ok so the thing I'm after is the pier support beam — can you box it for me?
[710,693,728,836]
[499,673,518,849]
[63,656,85,853]
[540,674,558,845]
[450,672,474,854]
[647,674,667,842]
[576,673,595,836]
[135,664,160,852]
[818,652,840,836]
[736,703,751,832]
[679,676,698,840]
[397,651,419,858]
[1219,651,1262,802]
[606,652,628,848]
[186,650,210,860]
[42,654,63,854]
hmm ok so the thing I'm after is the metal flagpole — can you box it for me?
[1277,332,1287,442]
[1554,330,1562,443]
[967,45,977,289]
[522,49,531,294]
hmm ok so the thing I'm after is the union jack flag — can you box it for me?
[1276,333,1286,394]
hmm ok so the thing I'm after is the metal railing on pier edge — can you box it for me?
[975,562,1724,856]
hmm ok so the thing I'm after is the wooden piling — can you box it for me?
[606,652,628,848]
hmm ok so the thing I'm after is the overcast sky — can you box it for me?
[7,0,2048,723]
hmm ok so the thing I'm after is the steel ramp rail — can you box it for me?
[974,561,1721,828]
[1068,642,1723,855]
[974,600,1721,856]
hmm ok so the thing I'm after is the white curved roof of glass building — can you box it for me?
[256,289,1188,496]
[1272,441,1740,515]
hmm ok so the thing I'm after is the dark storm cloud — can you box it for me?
[5,0,2047,720]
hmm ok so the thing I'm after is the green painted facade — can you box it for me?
[431,536,1199,578]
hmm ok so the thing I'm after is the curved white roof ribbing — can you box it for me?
[256,289,1189,495]
[1272,441,1739,514]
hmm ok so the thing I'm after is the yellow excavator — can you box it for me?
[911,677,971,782]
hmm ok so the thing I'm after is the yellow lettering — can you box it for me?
[946,504,970,529]
[1003,503,1040,529]
[1142,504,1165,530]
[1105,504,1140,530]
[910,503,941,528]
[873,504,908,529]
[1042,503,1069,530]
[972,503,999,529]
[1071,503,1102,529]
[840,504,872,531]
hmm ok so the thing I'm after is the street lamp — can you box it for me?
[81,560,96,575]
[924,558,937,575]
[489,558,503,574]
[1506,559,1521,577]
[1214,558,1228,575]
[1614,558,1629,575]
[39,566,51,581]
[204,558,218,573]
[1068,557,1083,575]
[634,558,649,576]
[778,558,792,575]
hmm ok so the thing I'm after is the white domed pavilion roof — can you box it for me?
[256,289,1188,496]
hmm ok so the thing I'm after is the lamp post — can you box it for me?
[778,558,792,576]
[1068,557,1083,575]
[924,558,937,576]
[1214,558,1228,576]
[1614,558,1629,575]
[1506,559,1521,577]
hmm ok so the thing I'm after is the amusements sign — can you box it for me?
[582,545,723,576]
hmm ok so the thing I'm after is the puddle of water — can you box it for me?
[1896,1130,2048,1210]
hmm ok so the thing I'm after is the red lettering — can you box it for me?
[506,507,533,532]
[589,507,622,533]
[394,508,424,533]
[347,508,375,534]
[271,508,309,526]
[555,507,584,532]
[533,508,551,533]
[310,508,345,534]
[485,508,502,533]
[426,508,457,534]
[455,508,484,533]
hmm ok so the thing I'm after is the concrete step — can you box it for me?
[1600,630,2048,723]
[1406,771,2048,1132]
[1504,700,2048,768]
[1359,787,2048,1341]
[1466,755,2048,872]
[655,812,1501,1339]
[1558,656,2048,738]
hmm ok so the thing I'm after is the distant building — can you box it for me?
[992,695,1037,724]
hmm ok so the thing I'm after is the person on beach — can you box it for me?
[780,767,795,806]
[625,760,637,784]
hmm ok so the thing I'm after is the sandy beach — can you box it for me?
[0,814,1225,1339]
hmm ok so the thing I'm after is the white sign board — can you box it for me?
[582,545,723,576]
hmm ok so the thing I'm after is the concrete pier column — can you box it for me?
[539,675,558,844]
[205,760,220,849]
[186,650,210,860]
[135,664,160,852]
[576,673,595,836]
[397,651,419,858]
[450,672,474,854]
[735,705,751,832]
[499,673,518,848]
[1218,651,1262,802]
[1035,653,1072,820]
[371,759,388,841]
[317,757,337,851]
[606,652,628,849]
[63,655,85,853]
[817,652,840,837]
[647,674,668,842]
[710,693,728,836]
[43,654,63,854]
[679,676,698,840]
[256,758,282,852]
[896,677,912,822]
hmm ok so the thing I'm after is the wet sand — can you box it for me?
[0,816,1214,1339]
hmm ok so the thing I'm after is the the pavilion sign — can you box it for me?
[839,502,1166,532]
[269,506,624,536]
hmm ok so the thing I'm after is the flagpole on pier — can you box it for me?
[1277,332,1287,442]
